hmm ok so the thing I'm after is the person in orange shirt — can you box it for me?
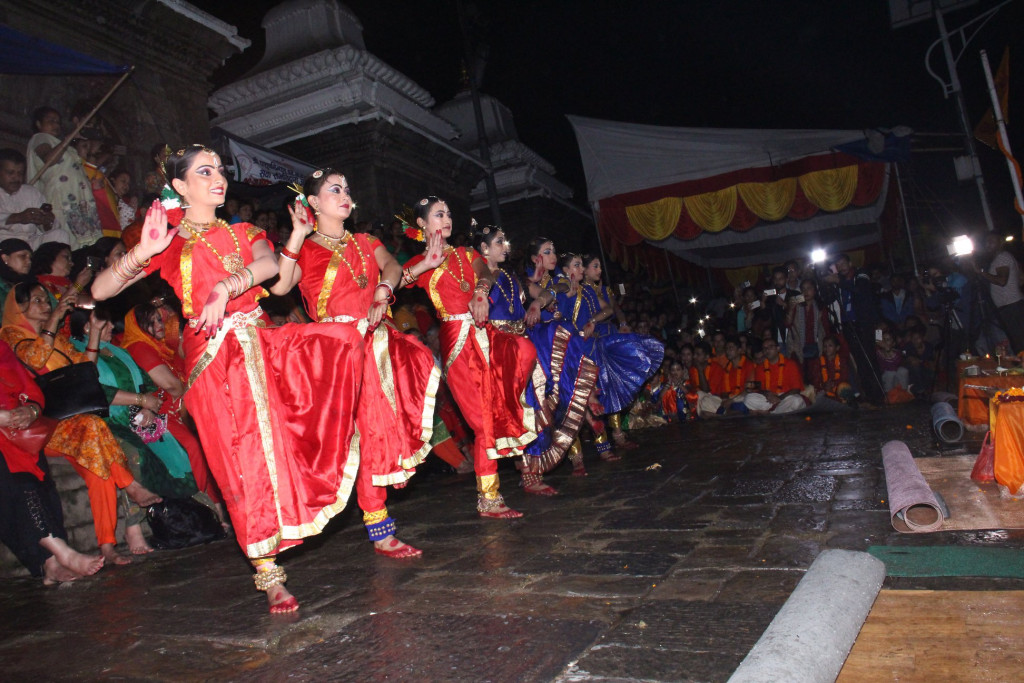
[744,338,809,414]
[699,336,751,416]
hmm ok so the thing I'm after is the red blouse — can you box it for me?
[142,222,271,320]
[404,247,480,318]
[296,233,382,320]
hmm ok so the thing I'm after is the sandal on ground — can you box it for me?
[521,473,558,496]
[374,537,423,559]
[477,494,524,519]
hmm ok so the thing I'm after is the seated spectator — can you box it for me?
[744,339,809,414]
[710,331,728,367]
[108,168,137,230]
[902,328,935,398]
[120,303,225,514]
[0,238,32,318]
[699,336,750,416]
[690,341,713,393]
[69,307,226,552]
[876,329,912,400]
[815,335,855,403]
[1,280,162,565]
[0,338,105,583]
[657,360,694,422]
[0,148,71,248]
[30,241,92,304]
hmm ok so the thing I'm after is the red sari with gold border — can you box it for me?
[142,221,363,558]
[404,247,538,471]
[295,233,440,486]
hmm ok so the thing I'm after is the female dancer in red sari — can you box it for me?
[402,197,539,518]
[271,169,439,558]
[92,146,364,613]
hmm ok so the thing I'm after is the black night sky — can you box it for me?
[200,0,1024,236]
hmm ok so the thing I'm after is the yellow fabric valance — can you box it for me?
[737,177,797,222]
[799,165,858,212]
[683,186,737,233]
[624,197,682,241]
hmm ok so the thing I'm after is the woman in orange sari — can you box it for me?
[0,281,163,566]
[271,169,440,558]
[92,145,365,614]
[121,302,222,511]
[402,196,540,518]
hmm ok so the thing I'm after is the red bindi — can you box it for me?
[206,291,220,304]
[149,229,159,239]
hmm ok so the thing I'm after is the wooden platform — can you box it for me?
[839,590,1024,681]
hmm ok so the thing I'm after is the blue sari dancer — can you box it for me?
[556,254,664,468]
[480,230,596,493]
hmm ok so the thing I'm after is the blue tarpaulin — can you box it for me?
[0,25,129,75]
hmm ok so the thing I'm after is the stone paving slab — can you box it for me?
[3,403,1024,681]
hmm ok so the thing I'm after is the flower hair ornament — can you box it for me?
[287,182,316,225]
[159,184,185,227]
[396,214,424,242]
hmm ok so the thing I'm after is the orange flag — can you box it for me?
[975,47,1010,151]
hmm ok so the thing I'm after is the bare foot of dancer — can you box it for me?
[40,536,104,577]
[600,449,622,462]
[42,556,81,585]
[253,559,299,614]
[478,494,523,519]
[374,535,423,558]
[125,524,153,555]
[521,472,558,496]
[124,480,162,507]
[100,542,132,565]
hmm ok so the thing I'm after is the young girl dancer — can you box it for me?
[271,169,439,559]
[402,198,539,518]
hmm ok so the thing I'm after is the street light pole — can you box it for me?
[933,6,995,232]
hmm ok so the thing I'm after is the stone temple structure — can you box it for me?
[208,0,592,249]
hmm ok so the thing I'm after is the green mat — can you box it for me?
[867,545,1024,578]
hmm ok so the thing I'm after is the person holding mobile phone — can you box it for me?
[0,148,72,248]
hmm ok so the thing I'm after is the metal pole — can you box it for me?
[663,247,681,309]
[935,8,995,232]
[980,49,1024,230]
[894,164,919,274]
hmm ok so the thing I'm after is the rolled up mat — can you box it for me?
[882,440,944,532]
[728,549,885,683]
[931,401,964,443]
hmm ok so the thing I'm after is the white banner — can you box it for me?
[226,137,314,187]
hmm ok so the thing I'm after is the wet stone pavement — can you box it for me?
[3,403,1023,682]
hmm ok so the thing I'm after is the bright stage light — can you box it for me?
[810,248,827,264]
[947,235,974,257]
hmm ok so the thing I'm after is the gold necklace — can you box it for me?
[316,227,369,288]
[495,269,515,313]
[182,218,244,274]
[440,247,471,292]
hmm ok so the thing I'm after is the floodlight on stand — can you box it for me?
[947,235,974,257]
[810,248,827,264]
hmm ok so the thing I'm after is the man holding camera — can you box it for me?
[0,148,71,248]
[973,232,1024,354]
